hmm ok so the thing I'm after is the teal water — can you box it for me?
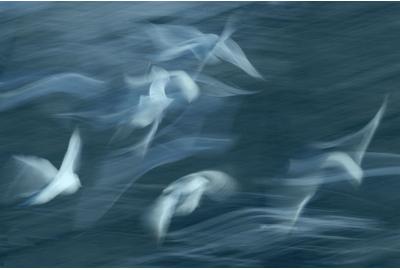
[0,2,400,267]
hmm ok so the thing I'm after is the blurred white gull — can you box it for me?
[281,96,387,227]
[148,23,263,79]
[289,95,387,187]
[13,129,82,205]
[146,170,236,242]
[127,66,259,101]
[123,66,199,155]
[126,65,199,103]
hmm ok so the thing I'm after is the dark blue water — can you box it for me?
[1,1,400,267]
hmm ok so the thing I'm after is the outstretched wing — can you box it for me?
[214,38,263,79]
[313,96,387,165]
[289,192,315,230]
[59,129,82,173]
[157,42,202,62]
[124,74,152,88]
[10,155,58,200]
[146,195,179,242]
[196,74,258,97]
[13,155,58,183]
[25,170,80,206]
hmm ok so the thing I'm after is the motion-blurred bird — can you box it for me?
[125,66,199,155]
[289,96,387,187]
[146,170,236,242]
[149,23,263,79]
[14,129,82,205]
[127,65,258,102]
[126,65,199,104]
[281,96,387,227]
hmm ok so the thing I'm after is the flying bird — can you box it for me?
[280,97,388,228]
[148,23,263,79]
[126,65,199,103]
[14,129,82,205]
[289,96,388,187]
[124,66,201,155]
[312,95,388,167]
[146,170,236,242]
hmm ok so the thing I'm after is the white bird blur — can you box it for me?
[127,66,259,102]
[146,170,236,242]
[126,65,199,104]
[312,95,388,168]
[148,23,263,79]
[280,96,387,227]
[288,96,387,187]
[13,129,82,205]
[289,192,315,230]
[124,66,199,156]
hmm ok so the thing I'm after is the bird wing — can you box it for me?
[147,194,179,242]
[170,71,199,102]
[10,155,58,201]
[214,38,263,79]
[175,186,205,216]
[220,17,237,42]
[25,173,71,205]
[312,96,387,165]
[196,74,258,97]
[134,116,161,156]
[59,129,82,173]
[124,74,152,88]
[157,42,202,62]
[148,77,170,101]
[290,191,315,229]
[131,96,159,128]
[13,155,58,183]
[321,151,363,185]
